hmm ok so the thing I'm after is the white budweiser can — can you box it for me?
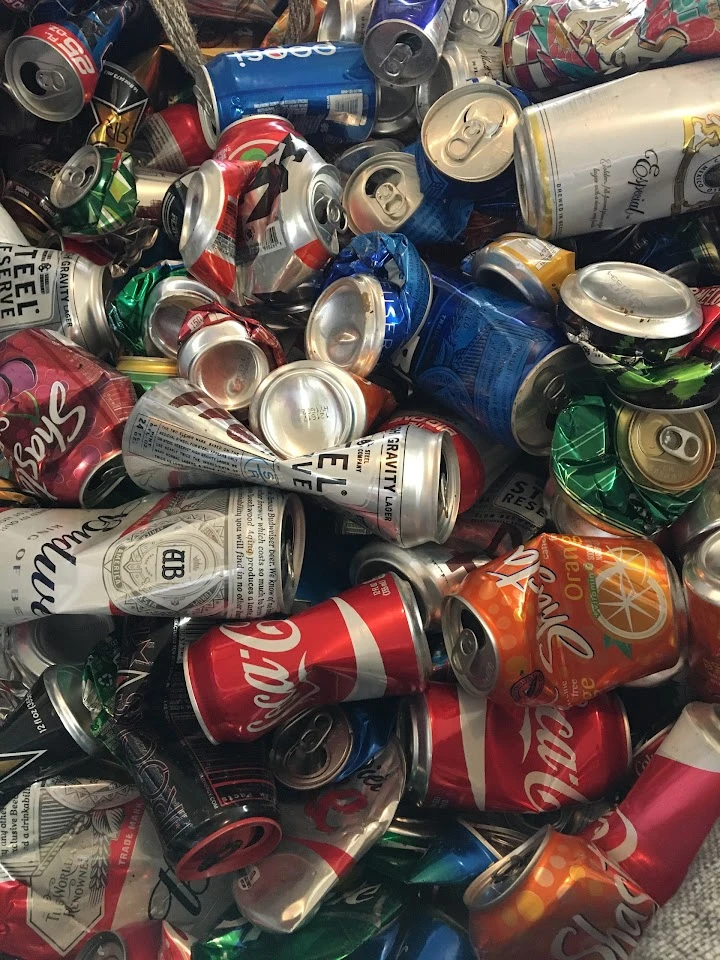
[0,778,233,958]
[401,682,631,813]
[580,702,720,905]
[515,61,720,239]
[0,486,305,625]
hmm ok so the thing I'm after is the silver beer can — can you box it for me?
[317,0,374,42]
[0,243,117,359]
[420,82,521,184]
[7,615,114,686]
[143,275,219,358]
[248,359,376,457]
[177,318,272,413]
[0,486,305,624]
[416,39,504,122]
[350,539,488,629]
[449,0,507,45]
[343,151,424,235]
[240,134,346,305]
[515,61,720,239]
[134,167,179,222]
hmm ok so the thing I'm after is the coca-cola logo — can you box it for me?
[304,787,368,834]
[490,545,594,675]
[219,620,321,735]
[519,706,590,810]
[551,845,655,960]
[0,380,85,500]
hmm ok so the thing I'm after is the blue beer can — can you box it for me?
[391,910,476,960]
[364,0,456,87]
[403,265,584,455]
[194,41,377,149]
[268,699,397,790]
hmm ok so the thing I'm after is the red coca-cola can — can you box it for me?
[401,682,630,814]
[580,702,720,905]
[213,114,296,164]
[0,328,136,506]
[631,723,672,779]
[184,574,432,743]
[378,408,514,514]
[132,103,213,173]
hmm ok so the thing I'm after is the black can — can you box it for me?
[2,154,63,244]
[0,664,102,806]
[160,169,194,245]
[84,60,153,151]
[115,619,281,882]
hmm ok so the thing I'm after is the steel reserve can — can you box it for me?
[0,486,305,624]
[515,61,720,239]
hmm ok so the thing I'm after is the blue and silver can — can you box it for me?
[392,910,476,960]
[363,0,457,87]
[402,265,586,455]
[194,41,377,149]
[268,699,398,790]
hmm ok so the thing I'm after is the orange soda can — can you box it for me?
[683,528,720,701]
[464,826,657,960]
[442,533,685,708]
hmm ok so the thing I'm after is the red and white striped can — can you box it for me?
[402,682,631,813]
[379,408,514,513]
[580,702,720,905]
[184,574,432,743]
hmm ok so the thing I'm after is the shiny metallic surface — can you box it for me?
[374,82,418,137]
[305,274,387,376]
[177,319,271,412]
[249,360,368,458]
[75,932,127,960]
[334,139,403,178]
[134,167,177,221]
[343,152,423,234]
[463,827,550,910]
[545,481,624,539]
[672,468,720,557]
[6,34,87,121]
[511,345,586,456]
[401,428,460,545]
[44,664,103,757]
[8,615,114,687]
[615,407,716,494]
[449,0,506,44]
[560,262,702,342]
[399,693,432,803]
[144,276,218,358]
[416,41,503,121]
[683,527,720,616]
[466,235,559,311]
[421,82,521,183]
[441,593,500,697]
[179,162,225,272]
[50,145,102,210]
[317,0,375,42]
[269,706,354,790]
[350,540,487,628]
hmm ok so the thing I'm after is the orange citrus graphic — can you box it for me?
[593,546,667,641]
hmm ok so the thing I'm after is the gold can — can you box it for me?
[116,356,178,395]
[615,405,716,494]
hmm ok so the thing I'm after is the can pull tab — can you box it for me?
[380,41,413,80]
[451,627,479,676]
[658,425,702,463]
[287,712,334,762]
[445,101,506,164]
[374,179,408,220]
[462,4,500,35]
[314,194,347,237]
[34,63,70,94]
[543,373,570,419]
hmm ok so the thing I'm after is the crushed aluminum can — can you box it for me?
[416,40,504,122]
[233,738,406,932]
[143,276,220,358]
[7,614,114,686]
[317,0,374,43]
[363,0,456,87]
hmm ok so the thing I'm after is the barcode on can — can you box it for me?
[260,222,286,254]
[327,91,364,122]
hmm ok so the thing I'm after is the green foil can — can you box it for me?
[108,260,186,354]
[551,394,705,538]
[50,144,137,237]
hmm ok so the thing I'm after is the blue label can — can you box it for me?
[194,41,377,150]
[404,265,583,454]
[364,0,457,86]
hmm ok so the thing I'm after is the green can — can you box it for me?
[108,260,187,354]
[50,144,137,237]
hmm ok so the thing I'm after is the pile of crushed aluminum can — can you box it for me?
[1,0,720,956]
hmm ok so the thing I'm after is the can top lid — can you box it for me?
[450,0,506,45]
[616,406,716,494]
[8,615,114,687]
[441,593,499,696]
[560,262,703,340]
[143,276,218,358]
[75,932,126,960]
[398,694,432,803]
[305,274,387,377]
[343,153,423,235]
[421,83,521,183]
[248,360,362,458]
[512,344,587,456]
[335,139,403,177]
[44,664,103,757]
[179,161,225,269]
[175,816,282,882]
[268,706,353,790]
[464,826,552,911]
[5,34,89,122]
[50,146,104,210]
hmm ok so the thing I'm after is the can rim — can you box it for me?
[441,593,500,697]
[397,693,431,803]
[468,242,556,311]
[464,826,552,910]
[79,451,129,509]
[391,572,433,684]
[194,66,219,149]
[350,541,435,630]
[342,152,423,236]
[511,344,586,456]
[182,644,220,745]
[44,664,103,757]
[174,816,282,881]
[280,493,305,614]
[5,32,89,122]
